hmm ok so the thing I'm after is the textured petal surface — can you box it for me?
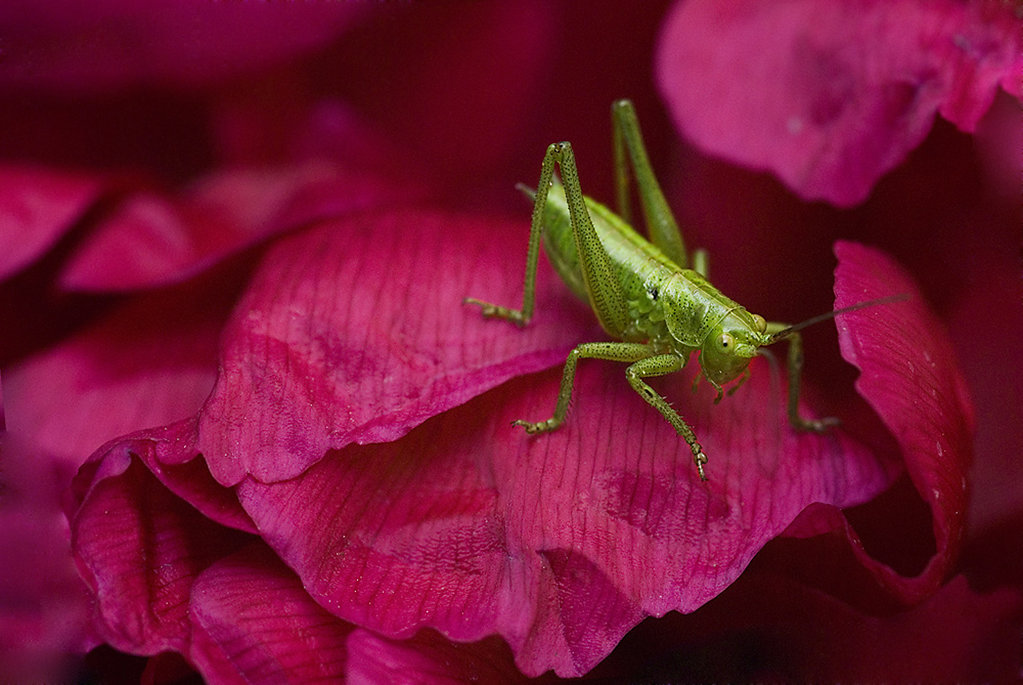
[833,241,974,600]
[70,421,253,654]
[198,210,596,486]
[657,0,1023,205]
[189,545,352,683]
[234,360,890,677]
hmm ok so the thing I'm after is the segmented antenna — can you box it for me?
[767,293,910,344]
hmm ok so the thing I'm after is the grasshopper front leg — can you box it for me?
[766,322,840,432]
[626,352,708,481]
[515,341,708,481]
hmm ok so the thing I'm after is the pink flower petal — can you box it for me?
[70,422,252,654]
[235,357,891,676]
[188,545,352,683]
[6,277,228,472]
[197,210,597,486]
[0,165,106,280]
[61,162,414,292]
[657,0,1023,205]
[833,241,974,601]
[0,2,365,92]
[346,630,529,685]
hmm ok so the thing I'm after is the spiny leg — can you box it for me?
[514,341,655,434]
[465,141,630,339]
[724,366,750,398]
[464,140,564,326]
[611,99,688,269]
[766,323,840,432]
[691,248,710,278]
[548,142,629,336]
[626,353,708,480]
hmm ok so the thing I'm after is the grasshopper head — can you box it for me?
[699,310,768,389]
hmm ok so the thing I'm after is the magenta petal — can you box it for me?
[61,162,411,292]
[0,165,105,279]
[0,3,364,92]
[188,545,352,683]
[237,358,890,676]
[70,422,251,654]
[198,210,596,485]
[657,0,1023,205]
[833,241,974,600]
[130,421,257,536]
[0,434,92,682]
[346,630,529,685]
[7,278,226,472]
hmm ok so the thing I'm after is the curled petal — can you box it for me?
[657,0,1023,205]
[70,421,253,654]
[833,240,974,600]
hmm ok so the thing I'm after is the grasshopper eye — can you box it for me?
[752,314,766,334]
[718,333,734,350]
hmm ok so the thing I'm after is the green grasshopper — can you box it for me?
[466,100,888,481]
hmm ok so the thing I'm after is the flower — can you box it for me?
[2,1,1020,681]
[66,205,975,680]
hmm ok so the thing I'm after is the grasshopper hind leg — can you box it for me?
[612,99,689,269]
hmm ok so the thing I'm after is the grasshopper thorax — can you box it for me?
[698,308,769,389]
[657,273,769,389]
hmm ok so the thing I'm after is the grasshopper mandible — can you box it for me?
[466,99,880,481]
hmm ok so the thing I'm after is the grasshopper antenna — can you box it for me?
[767,293,909,344]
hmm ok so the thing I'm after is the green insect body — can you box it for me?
[465,100,841,481]
[536,179,766,374]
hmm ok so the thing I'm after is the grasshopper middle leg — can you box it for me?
[464,141,627,335]
[516,341,708,481]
